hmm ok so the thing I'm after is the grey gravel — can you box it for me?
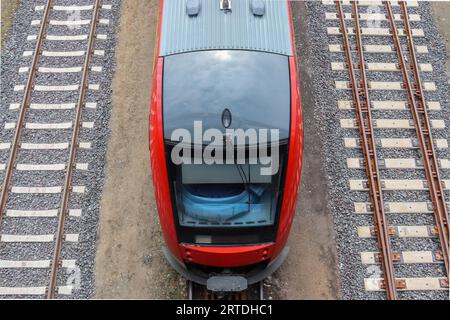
[0,0,121,299]
[301,1,449,300]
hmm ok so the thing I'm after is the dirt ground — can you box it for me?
[94,0,450,301]
[95,0,184,299]
[271,1,340,300]
[1,0,20,47]
[95,0,340,300]
[432,2,450,72]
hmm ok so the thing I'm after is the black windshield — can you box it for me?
[165,144,289,245]
[163,50,291,141]
[175,160,283,229]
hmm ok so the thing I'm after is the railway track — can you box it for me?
[0,0,112,298]
[328,0,449,299]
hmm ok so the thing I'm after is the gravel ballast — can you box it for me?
[0,0,121,299]
[301,1,449,300]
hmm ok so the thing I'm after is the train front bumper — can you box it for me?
[162,245,289,291]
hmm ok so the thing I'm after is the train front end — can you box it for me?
[150,0,303,291]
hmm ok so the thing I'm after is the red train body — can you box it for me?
[150,0,303,290]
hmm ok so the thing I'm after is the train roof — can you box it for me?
[159,0,293,57]
[163,50,291,142]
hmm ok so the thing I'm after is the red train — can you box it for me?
[150,0,303,292]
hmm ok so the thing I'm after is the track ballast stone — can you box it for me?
[0,0,122,299]
[303,1,449,300]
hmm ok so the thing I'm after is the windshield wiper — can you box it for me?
[235,163,251,213]
[224,135,252,213]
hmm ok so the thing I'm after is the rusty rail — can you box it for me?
[335,1,398,299]
[0,0,53,226]
[384,1,449,277]
[47,0,102,299]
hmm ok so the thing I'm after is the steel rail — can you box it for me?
[47,0,102,299]
[335,1,398,299]
[400,1,449,278]
[385,1,449,277]
[0,0,53,226]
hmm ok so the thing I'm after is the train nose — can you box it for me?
[180,244,274,268]
[162,246,289,288]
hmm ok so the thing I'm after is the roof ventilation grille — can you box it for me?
[220,0,232,11]
[186,0,201,17]
[251,0,265,16]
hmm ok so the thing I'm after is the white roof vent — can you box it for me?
[220,0,232,11]
[186,0,201,16]
[251,0,265,16]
